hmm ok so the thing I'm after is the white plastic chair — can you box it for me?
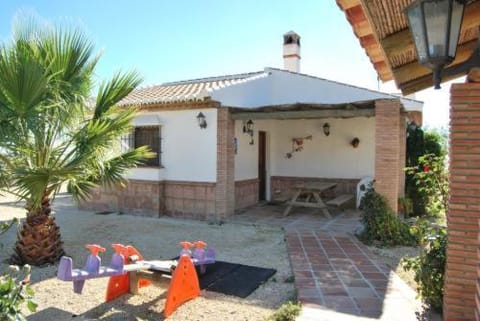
[356,176,373,209]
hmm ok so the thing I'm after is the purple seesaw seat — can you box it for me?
[57,253,125,294]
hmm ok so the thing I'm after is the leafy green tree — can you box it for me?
[406,154,449,217]
[405,126,448,217]
[0,18,153,265]
[406,122,424,167]
[424,129,447,157]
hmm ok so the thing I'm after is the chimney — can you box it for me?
[283,31,301,73]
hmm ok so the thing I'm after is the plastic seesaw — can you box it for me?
[180,240,216,274]
[57,241,215,318]
[57,244,124,294]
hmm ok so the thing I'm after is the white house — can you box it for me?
[81,31,423,220]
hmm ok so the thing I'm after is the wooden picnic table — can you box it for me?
[282,182,337,218]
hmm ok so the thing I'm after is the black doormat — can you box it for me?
[198,261,276,298]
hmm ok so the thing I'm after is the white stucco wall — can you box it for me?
[211,68,422,112]
[211,75,273,108]
[234,121,260,180]
[270,117,375,178]
[127,109,218,182]
[268,69,389,105]
[234,117,375,182]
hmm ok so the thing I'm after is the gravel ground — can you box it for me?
[0,195,295,321]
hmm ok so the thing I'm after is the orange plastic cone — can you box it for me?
[164,255,200,317]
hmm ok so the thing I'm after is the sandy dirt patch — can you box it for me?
[0,195,295,321]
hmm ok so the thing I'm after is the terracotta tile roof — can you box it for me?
[120,71,268,106]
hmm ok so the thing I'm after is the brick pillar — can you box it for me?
[374,99,405,213]
[215,108,235,221]
[398,111,406,201]
[444,83,480,321]
[476,220,480,321]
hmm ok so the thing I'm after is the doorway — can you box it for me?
[258,131,267,201]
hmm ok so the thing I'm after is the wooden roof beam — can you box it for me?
[231,109,375,120]
[336,0,361,10]
[360,34,377,48]
[400,68,467,96]
[357,0,394,81]
[393,39,478,85]
[354,21,374,37]
[381,1,480,59]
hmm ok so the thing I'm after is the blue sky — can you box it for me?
[0,1,459,128]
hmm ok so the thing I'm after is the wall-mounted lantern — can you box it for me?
[246,120,254,133]
[405,0,467,89]
[197,112,207,129]
[244,119,255,145]
[323,123,330,136]
[233,137,238,154]
[350,137,360,148]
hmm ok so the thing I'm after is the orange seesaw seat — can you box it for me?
[105,244,151,302]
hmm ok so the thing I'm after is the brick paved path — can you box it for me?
[233,207,430,321]
[286,229,426,320]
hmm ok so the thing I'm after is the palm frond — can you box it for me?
[66,179,98,202]
[94,70,142,119]
[0,42,49,118]
[0,15,147,214]
[99,146,156,188]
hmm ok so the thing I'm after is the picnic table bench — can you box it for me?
[282,182,337,218]
[326,194,354,208]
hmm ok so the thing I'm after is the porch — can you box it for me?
[231,99,411,217]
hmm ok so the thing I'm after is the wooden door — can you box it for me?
[258,131,267,201]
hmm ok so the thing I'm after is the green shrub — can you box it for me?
[267,301,301,321]
[0,265,36,321]
[398,197,413,217]
[403,227,446,311]
[1,219,36,321]
[405,126,448,217]
[359,187,417,246]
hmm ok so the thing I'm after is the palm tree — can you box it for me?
[0,18,153,266]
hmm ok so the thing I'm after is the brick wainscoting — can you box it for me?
[79,180,216,220]
[163,181,216,220]
[235,179,259,210]
[79,180,163,217]
[270,176,359,205]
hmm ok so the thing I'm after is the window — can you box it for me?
[121,126,161,167]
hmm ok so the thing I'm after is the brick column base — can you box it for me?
[444,83,480,321]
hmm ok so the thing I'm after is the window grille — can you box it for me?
[121,126,161,167]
